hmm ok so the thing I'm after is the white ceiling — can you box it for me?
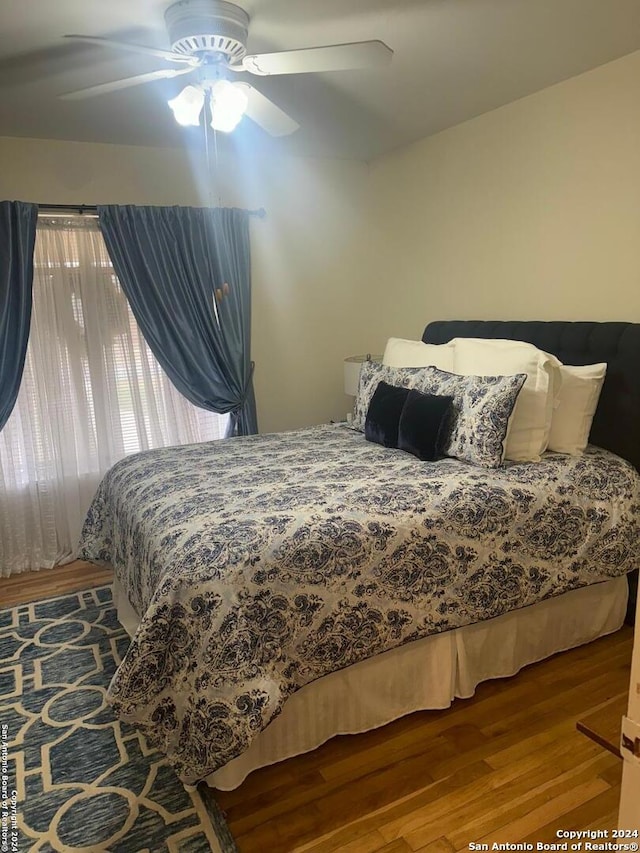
[1,0,640,161]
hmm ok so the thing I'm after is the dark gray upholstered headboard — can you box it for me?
[423,321,640,624]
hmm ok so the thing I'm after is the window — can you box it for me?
[0,217,228,575]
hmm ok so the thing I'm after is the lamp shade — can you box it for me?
[209,80,248,132]
[344,354,382,396]
[168,85,205,126]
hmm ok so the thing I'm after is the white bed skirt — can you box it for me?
[113,576,628,791]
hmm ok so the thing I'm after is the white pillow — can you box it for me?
[452,338,562,462]
[383,338,455,371]
[547,363,607,454]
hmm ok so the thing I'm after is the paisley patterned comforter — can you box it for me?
[79,424,640,784]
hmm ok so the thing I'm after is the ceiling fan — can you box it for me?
[60,0,394,137]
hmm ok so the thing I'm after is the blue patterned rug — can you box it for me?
[0,585,237,852]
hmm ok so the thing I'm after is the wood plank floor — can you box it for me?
[576,695,626,758]
[0,559,113,607]
[1,562,632,852]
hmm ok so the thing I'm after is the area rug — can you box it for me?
[0,585,237,852]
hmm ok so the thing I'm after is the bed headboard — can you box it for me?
[423,320,640,473]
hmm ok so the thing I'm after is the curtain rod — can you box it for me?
[37,204,266,218]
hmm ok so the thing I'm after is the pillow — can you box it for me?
[547,363,607,454]
[352,362,429,432]
[364,381,410,448]
[383,338,455,371]
[398,390,453,461]
[353,361,526,468]
[451,338,562,462]
[422,368,526,468]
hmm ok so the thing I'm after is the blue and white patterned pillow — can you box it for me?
[353,362,526,468]
[353,363,427,432]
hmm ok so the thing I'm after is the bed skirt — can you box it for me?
[113,576,628,791]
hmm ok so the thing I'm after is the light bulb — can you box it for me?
[209,81,248,133]
[168,85,205,126]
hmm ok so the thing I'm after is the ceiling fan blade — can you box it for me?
[241,85,299,136]
[64,34,200,66]
[240,40,393,76]
[59,67,194,100]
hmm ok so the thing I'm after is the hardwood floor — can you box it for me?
[0,559,113,606]
[1,562,632,852]
[577,695,627,759]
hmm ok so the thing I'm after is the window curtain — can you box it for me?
[0,200,37,431]
[98,204,258,436]
[0,217,228,577]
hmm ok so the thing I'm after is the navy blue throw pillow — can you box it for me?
[398,389,454,461]
[365,381,410,448]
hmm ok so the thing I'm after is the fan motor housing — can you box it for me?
[165,0,249,60]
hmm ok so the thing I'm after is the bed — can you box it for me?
[78,320,640,791]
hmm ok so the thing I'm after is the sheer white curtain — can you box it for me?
[0,217,228,577]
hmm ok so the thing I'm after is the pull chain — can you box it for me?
[202,93,223,208]
[213,127,222,207]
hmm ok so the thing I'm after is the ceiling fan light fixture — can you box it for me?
[168,84,205,126]
[209,80,248,132]
[62,1,392,138]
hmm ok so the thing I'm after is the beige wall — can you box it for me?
[367,49,640,347]
[0,136,371,432]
